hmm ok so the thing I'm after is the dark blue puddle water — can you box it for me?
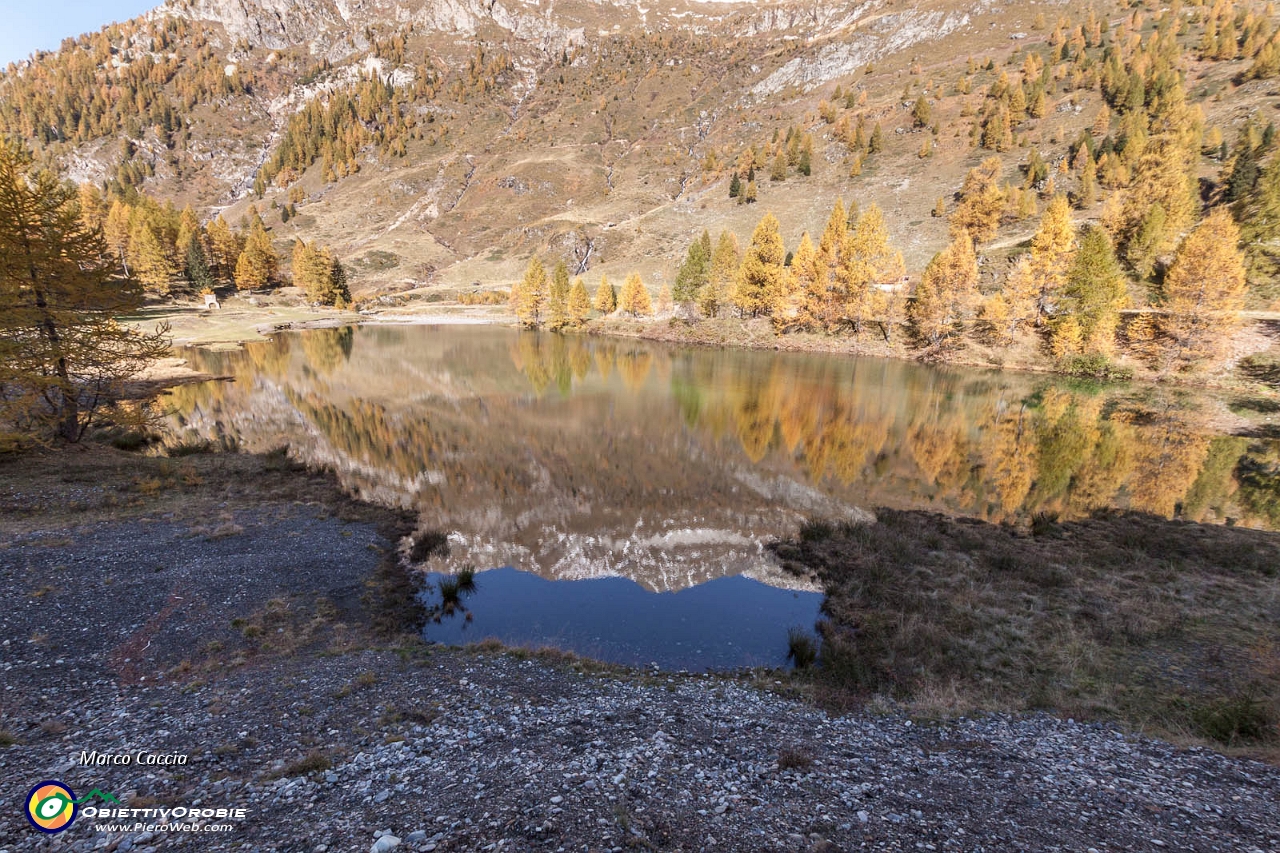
[420,567,824,672]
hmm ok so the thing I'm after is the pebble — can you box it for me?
[370,836,400,853]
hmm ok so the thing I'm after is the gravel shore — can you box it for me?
[2,646,1278,853]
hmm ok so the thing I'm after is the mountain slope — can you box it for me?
[2,0,1276,300]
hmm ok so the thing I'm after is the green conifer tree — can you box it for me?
[1059,225,1128,355]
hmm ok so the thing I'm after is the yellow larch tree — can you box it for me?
[618,272,653,317]
[567,277,591,326]
[593,273,617,314]
[733,212,787,318]
[1158,207,1248,371]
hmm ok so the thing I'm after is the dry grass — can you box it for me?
[776,747,815,771]
[773,510,1280,750]
[264,750,332,780]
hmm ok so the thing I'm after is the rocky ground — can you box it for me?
[2,448,1279,852]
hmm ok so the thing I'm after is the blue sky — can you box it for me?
[1,1,158,67]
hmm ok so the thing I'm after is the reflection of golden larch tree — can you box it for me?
[616,348,654,391]
[907,416,969,498]
[593,343,615,380]
[300,327,354,375]
[981,404,1038,518]
[1029,388,1099,512]
[1126,416,1211,517]
[1066,420,1134,515]
[514,333,552,394]
[568,339,593,380]
[732,378,776,463]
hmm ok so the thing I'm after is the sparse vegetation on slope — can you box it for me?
[773,509,1280,751]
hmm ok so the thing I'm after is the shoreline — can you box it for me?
[134,303,1279,443]
[136,297,1280,402]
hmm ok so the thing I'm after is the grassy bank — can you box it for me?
[596,314,1280,398]
[772,509,1280,756]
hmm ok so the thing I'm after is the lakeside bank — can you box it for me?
[2,445,1280,852]
[129,293,1280,415]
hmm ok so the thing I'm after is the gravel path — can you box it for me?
[2,492,1279,852]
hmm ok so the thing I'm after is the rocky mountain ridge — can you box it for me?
[2,0,1013,291]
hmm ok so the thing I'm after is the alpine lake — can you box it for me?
[167,324,1279,671]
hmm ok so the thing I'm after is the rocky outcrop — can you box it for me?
[750,9,971,97]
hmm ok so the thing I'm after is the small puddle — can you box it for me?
[420,567,824,671]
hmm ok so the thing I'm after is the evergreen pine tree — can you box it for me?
[673,230,711,307]
[1242,156,1280,288]
[1059,225,1128,355]
[186,238,215,294]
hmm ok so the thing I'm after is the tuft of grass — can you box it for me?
[0,730,18,748]
[1192,689,1278,747]
[456,566,477,594]
[438,577,462,611]
[777,747,814,770]
[163,438,215,457]
[409,531,449,562]
[1030,511,1059,536]
[1059,353,1134,382]
[799,520,836,542]
[266,750,332,780]
[787,627,819,669]
[109,429,151,452]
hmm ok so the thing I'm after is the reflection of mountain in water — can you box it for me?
[170,326,1280,590]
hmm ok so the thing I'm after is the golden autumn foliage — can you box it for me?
[0,143,169,445]
[1158,208,1248,370]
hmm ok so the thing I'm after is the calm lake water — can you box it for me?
[171,324,1278,667]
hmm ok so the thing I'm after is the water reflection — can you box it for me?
[168,325,1279,594]
[419,567,825,671]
